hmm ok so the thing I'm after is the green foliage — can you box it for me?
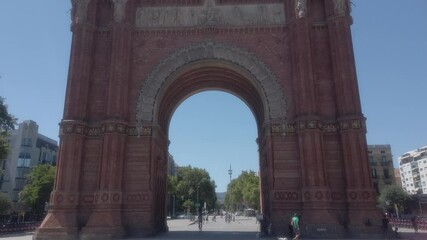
[378,185,413,212]
[19,164,55,214]
[0,192,12,214]
[168,166,217,214]
[0,96,17,164]
[225,170,259,211]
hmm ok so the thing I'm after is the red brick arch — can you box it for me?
[35,0,382,239]
[136,41,288,133]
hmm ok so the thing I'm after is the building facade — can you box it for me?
[399,146,427,194]
[367,145,396,194]
[394,168,402,188]
[0,120,58,211]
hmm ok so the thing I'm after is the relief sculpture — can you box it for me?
[71,0,92,24]
[333,0,347,16]
[136,0,285,28]
[112,0,128,23]
[295,0,307,19]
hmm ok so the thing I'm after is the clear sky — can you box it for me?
[0,1,426,192]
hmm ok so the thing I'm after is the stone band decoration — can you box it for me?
[271,119,366,134]
[60,122,152,137]
[274,191,299,201]
[136,0,285,28]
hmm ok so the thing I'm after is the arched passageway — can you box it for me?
[35,1,382,239]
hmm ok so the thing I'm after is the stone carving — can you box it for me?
[71,0,91,23]
[136,40,288,132]
[136,0,285,28]
[295,0,307,19]
[333,0,347,16]
[112,0,127,23]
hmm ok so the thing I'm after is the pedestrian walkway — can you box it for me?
[2,217,427,240]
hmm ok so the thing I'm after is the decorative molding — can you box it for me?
[270,118,365,134]
[295,0,307,19]
[333,0,348,16]
[136,40,288,133]
[59,122,152,137]
[125,192,150,203]
[347,189,376,202]
[302,189,331,201]
[274,191,299,201]
[112,0,128,23]
[71,0,92,24]
[135,0,285,28]
[58,119,364,136]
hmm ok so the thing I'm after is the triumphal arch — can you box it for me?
[35,0,381,239]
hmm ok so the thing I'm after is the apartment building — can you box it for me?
[0,120,58,211]
[368,145,396,194]
[399,146,427,194]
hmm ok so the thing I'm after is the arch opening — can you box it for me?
[167,90,260,233]
[136,40,288,135]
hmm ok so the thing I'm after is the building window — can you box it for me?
[21,138,32,147]
[371,169,377,178]
[17,158,30,168]
[383,169,390,179]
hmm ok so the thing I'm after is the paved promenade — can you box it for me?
[2,216,427,239]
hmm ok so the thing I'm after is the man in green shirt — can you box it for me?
[291,213,300,240]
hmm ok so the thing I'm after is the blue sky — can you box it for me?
[0,1,426,192]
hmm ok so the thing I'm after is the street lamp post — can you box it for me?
[228,165,232,212]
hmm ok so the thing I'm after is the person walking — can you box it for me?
[410,215,418,233]
[291,213,300,240]
[381,214,389,239]
[198,211,203,231]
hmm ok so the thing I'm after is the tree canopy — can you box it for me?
[0,192,12,214]
[19,164,55,214]
[378,185,413,216]
[0,96,17,162]
[225,170,259,211]
[167,166,217,214]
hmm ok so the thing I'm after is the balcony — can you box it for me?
[369,161,377,166]
[383,178,393,185]
[380,161,391,167]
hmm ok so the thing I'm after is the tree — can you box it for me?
[378,185,413,218]
[0,97,17,168]
[19,164,55,214]
[225,170,260,211]
[0,192,12,214]
[168,166,217,214]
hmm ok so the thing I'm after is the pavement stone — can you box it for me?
[1,216,427,240]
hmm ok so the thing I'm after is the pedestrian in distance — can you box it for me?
[410,215,418,233]
[290,213,300,240]
[381,213,389,239]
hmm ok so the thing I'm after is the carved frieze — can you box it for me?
[71,0,92,24]
[333,0,348,16]
[270,118,365,134]
[59,122,152,137]
[135,0,285,28]
[112,0,128,23]
[295,0,307,19]
[274,191,299,201]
